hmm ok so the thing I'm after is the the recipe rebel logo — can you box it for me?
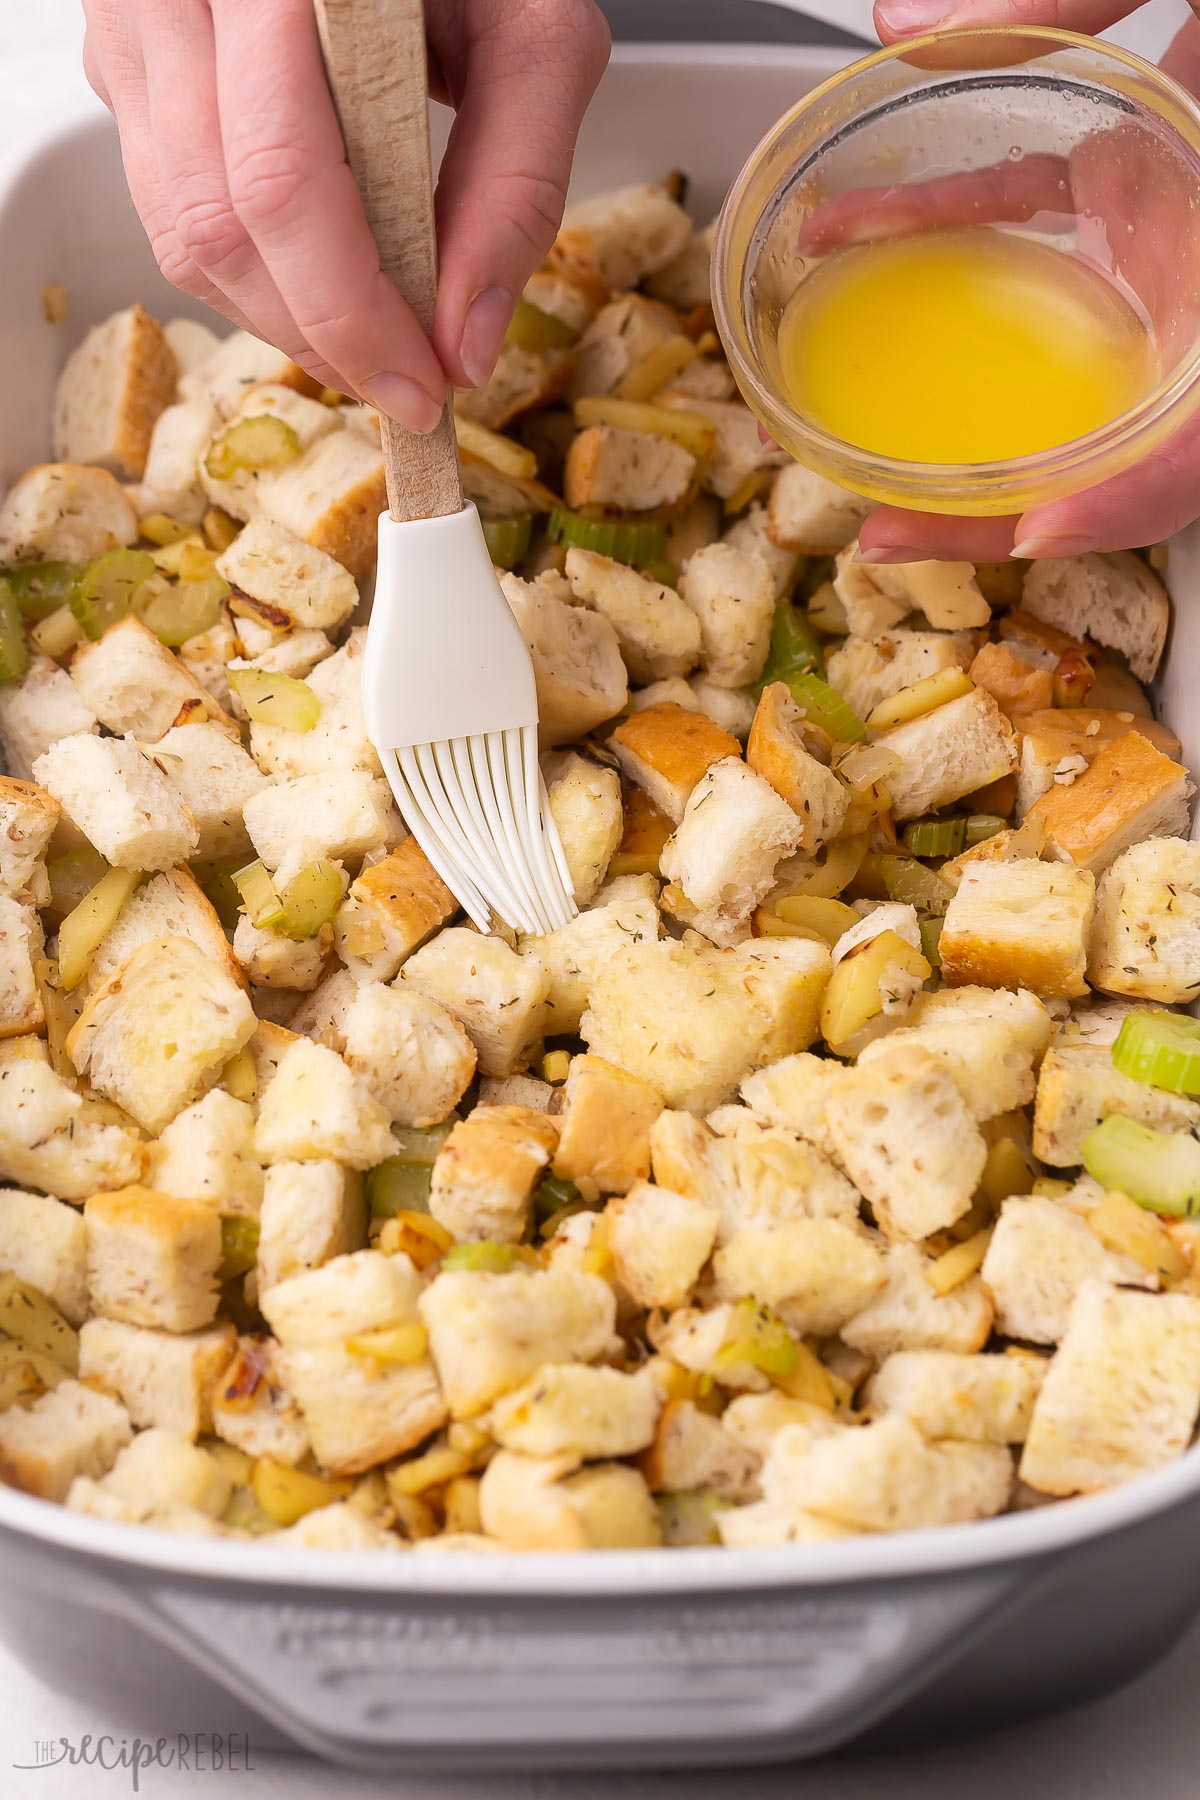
[12,1732,256,1791]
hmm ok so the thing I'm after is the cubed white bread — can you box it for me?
[418,1265,617,1418]
[0,776,60,901]
[456,341,570,427]
[128,395,218,524]
[0,1187,87,1323]
[644,218,717,309]
[147,723,265,864]
[500,572,628,746]
[766,464,871,555]
[831,552,910,638]
[842,1243,995,1360]
[866,1350,1045,1443]
[717,1502,857,1548]
[0,463,137,567]
[608,702,742,822]
[939,859,1095,1000]
[400,928,549,1078]
[835,551,989,636]
[162,316,222,376]
[248,629,380,778]
[969,641,1055,717]
[581,934,829,1114]
[479,1073,554,1111]
[1013,708,1181,817]
[873,688,1019,820]
[178,608,239,712]
[639,1400,761,1503]
[429,1105,559,1245]
[209,1332,311,1465]
[68,615,233,744]
[720,502,800,603]
[68,937,255,1135]
[1023,551,1169,684]
[1032,1041,1200,1168]
[648,1301,772,1393]
[605,1181,720,1309]
[544,753,623,906]
[739,1051,844,1162]
[84,1185,222,1332]
[720,1392,841,1461]
[256,1159,366,1292]
[242,770,391,877]
[522,265,602,335]
[230,629,334,687]
[687,1119,860,1238]
[197,384,339,515]
[661,395,786,504]
[1088,837,1200,1003]
[216,516,358,632]
[0,654,98,782]
[825,1046,985,1241]
[563,547,700,683]
[982,1195,1156,1345]
[33,732,198,870]
[79,1317,237,1438]
[332,837,457,985]
[660,758,802,946]
[263,1503,399,1551]
[479,1451,661,1550]
[552,1054,665,1200]
[830,903,921,967]
[244,1017,301,1096]
[53,304,176,478]
[677,541,775,688]
[761,1414,1012,1532]
[857,986,1053,1122]
[746,683,850,851]
[342,983,475,1128]
[85,867,241,996]
[233,916,328,992]
[713,1219,885,1335]
[554,182,691,289]
[179,329,317,414]
[0,1059,145,1200]
[530,891,661,1037]
[152,1090,263,1219]
[0,1379,131,1501]
[1021,1282,1200,1494]
[1027,730,1193,875]
[686,678,757,741]
[826,630,974,722]
[73,1428,231,1521]
[252,1037,395,1168]
[489,1365,660,1465]
[0,895,43,1038]
[563,292,679,399]
[286,966,358,1051]
[563,425,695,514]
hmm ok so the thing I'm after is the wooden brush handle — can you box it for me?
[314,0,463,522]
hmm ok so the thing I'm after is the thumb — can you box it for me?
[875,3,1153,37]
[429,0,610,390]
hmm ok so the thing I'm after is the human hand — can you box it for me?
[855,0,1200,562]
[81,0,611,430]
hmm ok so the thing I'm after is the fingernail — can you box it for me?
[1010,533,1099,560]
[855,544,929,565]
[360,373,444,433]
[461,285,514,388]
[875,1,954,32]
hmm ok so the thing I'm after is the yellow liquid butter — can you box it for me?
[777,227,1157,465]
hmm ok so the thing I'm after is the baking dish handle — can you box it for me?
[138,1563,1028,1770]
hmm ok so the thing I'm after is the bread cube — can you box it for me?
[1023,551,1169,683]
[0,654,98,782]
[86,867,241,996]
[720,501,800,600]
[551,1055,664,1199]
[874,688,1018,820]
[866,1350,1045,1444]
[533,891,661,1037]
[400,928,549,1078]
[664,395,787,504]
[479,1450,661,1549]
[842,1243,994,1360]
[256,1159,365,1291]
[129,394,218,525]
[248,628,380,779]
[268,1502,400,1550]
[459,340,570,427]
[0,464,137,566]
[564,292,679,400]
[0,1059,145,1200]
[501,572,628,746]
[717,1503,856,1548]
[606,1181,719,1309]
[178,608,239,712]
[702,1121,861,1237]
[857,985,1053,1122]
[73,1427,232,1521]
[1032,1041,1200,1168]
[0,1379,131,1501]
[1088,837,1200,1003]
[739,1051,844,1163]
[242,771,391,879]
[1013,707,1181,817]
[0,895,42,1039]
[981,1195,1155,1345]
[53,304,175,476]
[609,702,742,822]
[0,1187,87,1324]
[826,1046,986,1240]
[0,777,59,904]
[216,516,357,631]
[766,463,871,554]
[260,1250,447,1474]
[660,758,801,946]
[678,541,775,688]
[489,1365,659,1467]
[33,732,198,870]
[714,1217,884,1338]
[343,983,475,1128]
[939,859,1095,1000]
[332,837,458,984]
[210,1331,311,1464]
[563,548,699,683]
[1021,1282,1200,1494]
[152,1090,263,1219]
[429,1105,559,1245]
[286,966,357,1051]
[252,1037,394,1168]
[180,329,317,414]
[84,1186,221,1332]
[144,722,265,862]
[79,1316,237,1438]
[835,550,988,637]
[234,915,328,992]
[761,1414,1012,1532]
[639,1399,760,1502]
[746,684,850,852]
[1027,730,1192,875]
[69,615,230,744]
[419,1266,617,1418]
[969,640,1054,716]
[554,181,691,289]
[68,937,255,1135]
[197,383,337,508]
[564,425,695,514]
[544,754,623,906]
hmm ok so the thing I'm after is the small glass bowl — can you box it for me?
[712,26,1200,516]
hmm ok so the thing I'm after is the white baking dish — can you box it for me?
[2,39,1200,1774]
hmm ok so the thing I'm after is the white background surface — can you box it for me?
[3,2,1200,1795]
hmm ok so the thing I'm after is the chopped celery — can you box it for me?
[4,561,83,621]
[1081,1116,1200,1216]
[785,669,866,744]
[227,666,321,729]
[965,813,1007,848]
[547,508,668,566]
[711,1296,798,1380]
[0,581,29,683]
[391,1121,456,1166]
[232,859,284,930]
[367,1160,438,1220]
[538,1200,589,1239]
[880,854,954,916]
[919,916,944,969]
[481,515,533,570]
[441,1242,517,1274]
[573,395,716,461]
[70,548,156,639]
[136,573,227,646]
[756,600,823,694]
[47,845,109,921]
[219,1215,260,1281]
[454,414,537,480]
[505,296,576,351]
[903,816,967,859]
[199,859,245,931]
[1111,1011,1200,1096]
[58,867,140,990]
[533,1175,582,1220]
[205,414,301,480]
[29,602,82,659]
[276,858,343,939]
[639,557,679,588]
